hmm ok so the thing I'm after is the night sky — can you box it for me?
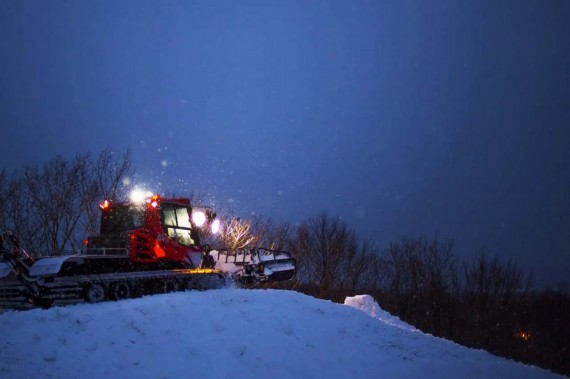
[1,1,569,287]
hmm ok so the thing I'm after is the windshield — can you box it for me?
[101,206,146,234]
[161,202,199,246]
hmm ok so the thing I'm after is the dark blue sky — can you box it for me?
[1,1,569,287]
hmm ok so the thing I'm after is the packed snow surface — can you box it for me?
[0,289,562,379]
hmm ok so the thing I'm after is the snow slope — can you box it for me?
[0,289,563,379]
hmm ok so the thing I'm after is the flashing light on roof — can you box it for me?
[192,211,207,227]
[211,219,221,234]
[148,194,160,208]
[99,200,111,210]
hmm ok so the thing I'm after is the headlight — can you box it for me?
[130,189,154,204]
[211,219,220,234]
[192,211,206,227]
[129,189,146,204]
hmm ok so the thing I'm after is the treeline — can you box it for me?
[0,149,132,255]
[222,213,568,376]
[1,152,568,375]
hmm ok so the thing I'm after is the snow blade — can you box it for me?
[212,248,296,283]
[29,257,72,276]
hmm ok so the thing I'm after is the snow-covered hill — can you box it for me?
[0,289,563,379]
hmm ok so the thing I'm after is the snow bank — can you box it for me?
[344,294,417,332]
[0,289,562,379]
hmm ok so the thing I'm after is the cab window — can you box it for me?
[160,203,197,246]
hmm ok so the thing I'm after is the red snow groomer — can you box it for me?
[90,193,218,269]
[0,192,296,309]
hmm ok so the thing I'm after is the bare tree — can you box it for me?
[291,212,373,296]
[384,236,456,295]
[77,149,133,236]
[462,250,532,341]
[92,149,133,201]
[0,149,133,255]
[342,239,381,293]
[219,217,258,250]
[23,156,86,253]
[381,236,459,334]
[464,250,531,301]
[1,170,46,254]
[253,217,292,251]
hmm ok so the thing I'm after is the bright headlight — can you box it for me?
[211,219,220,234]
[130,189,146,204]
[192,211,206,227]
[130,189,154,204]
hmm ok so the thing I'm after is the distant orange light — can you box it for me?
[99,200,110,210]
[517,330,532,341]
[84,239,89,245]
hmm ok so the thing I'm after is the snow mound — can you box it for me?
[0,289,562,379]
[344,294,417,331]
